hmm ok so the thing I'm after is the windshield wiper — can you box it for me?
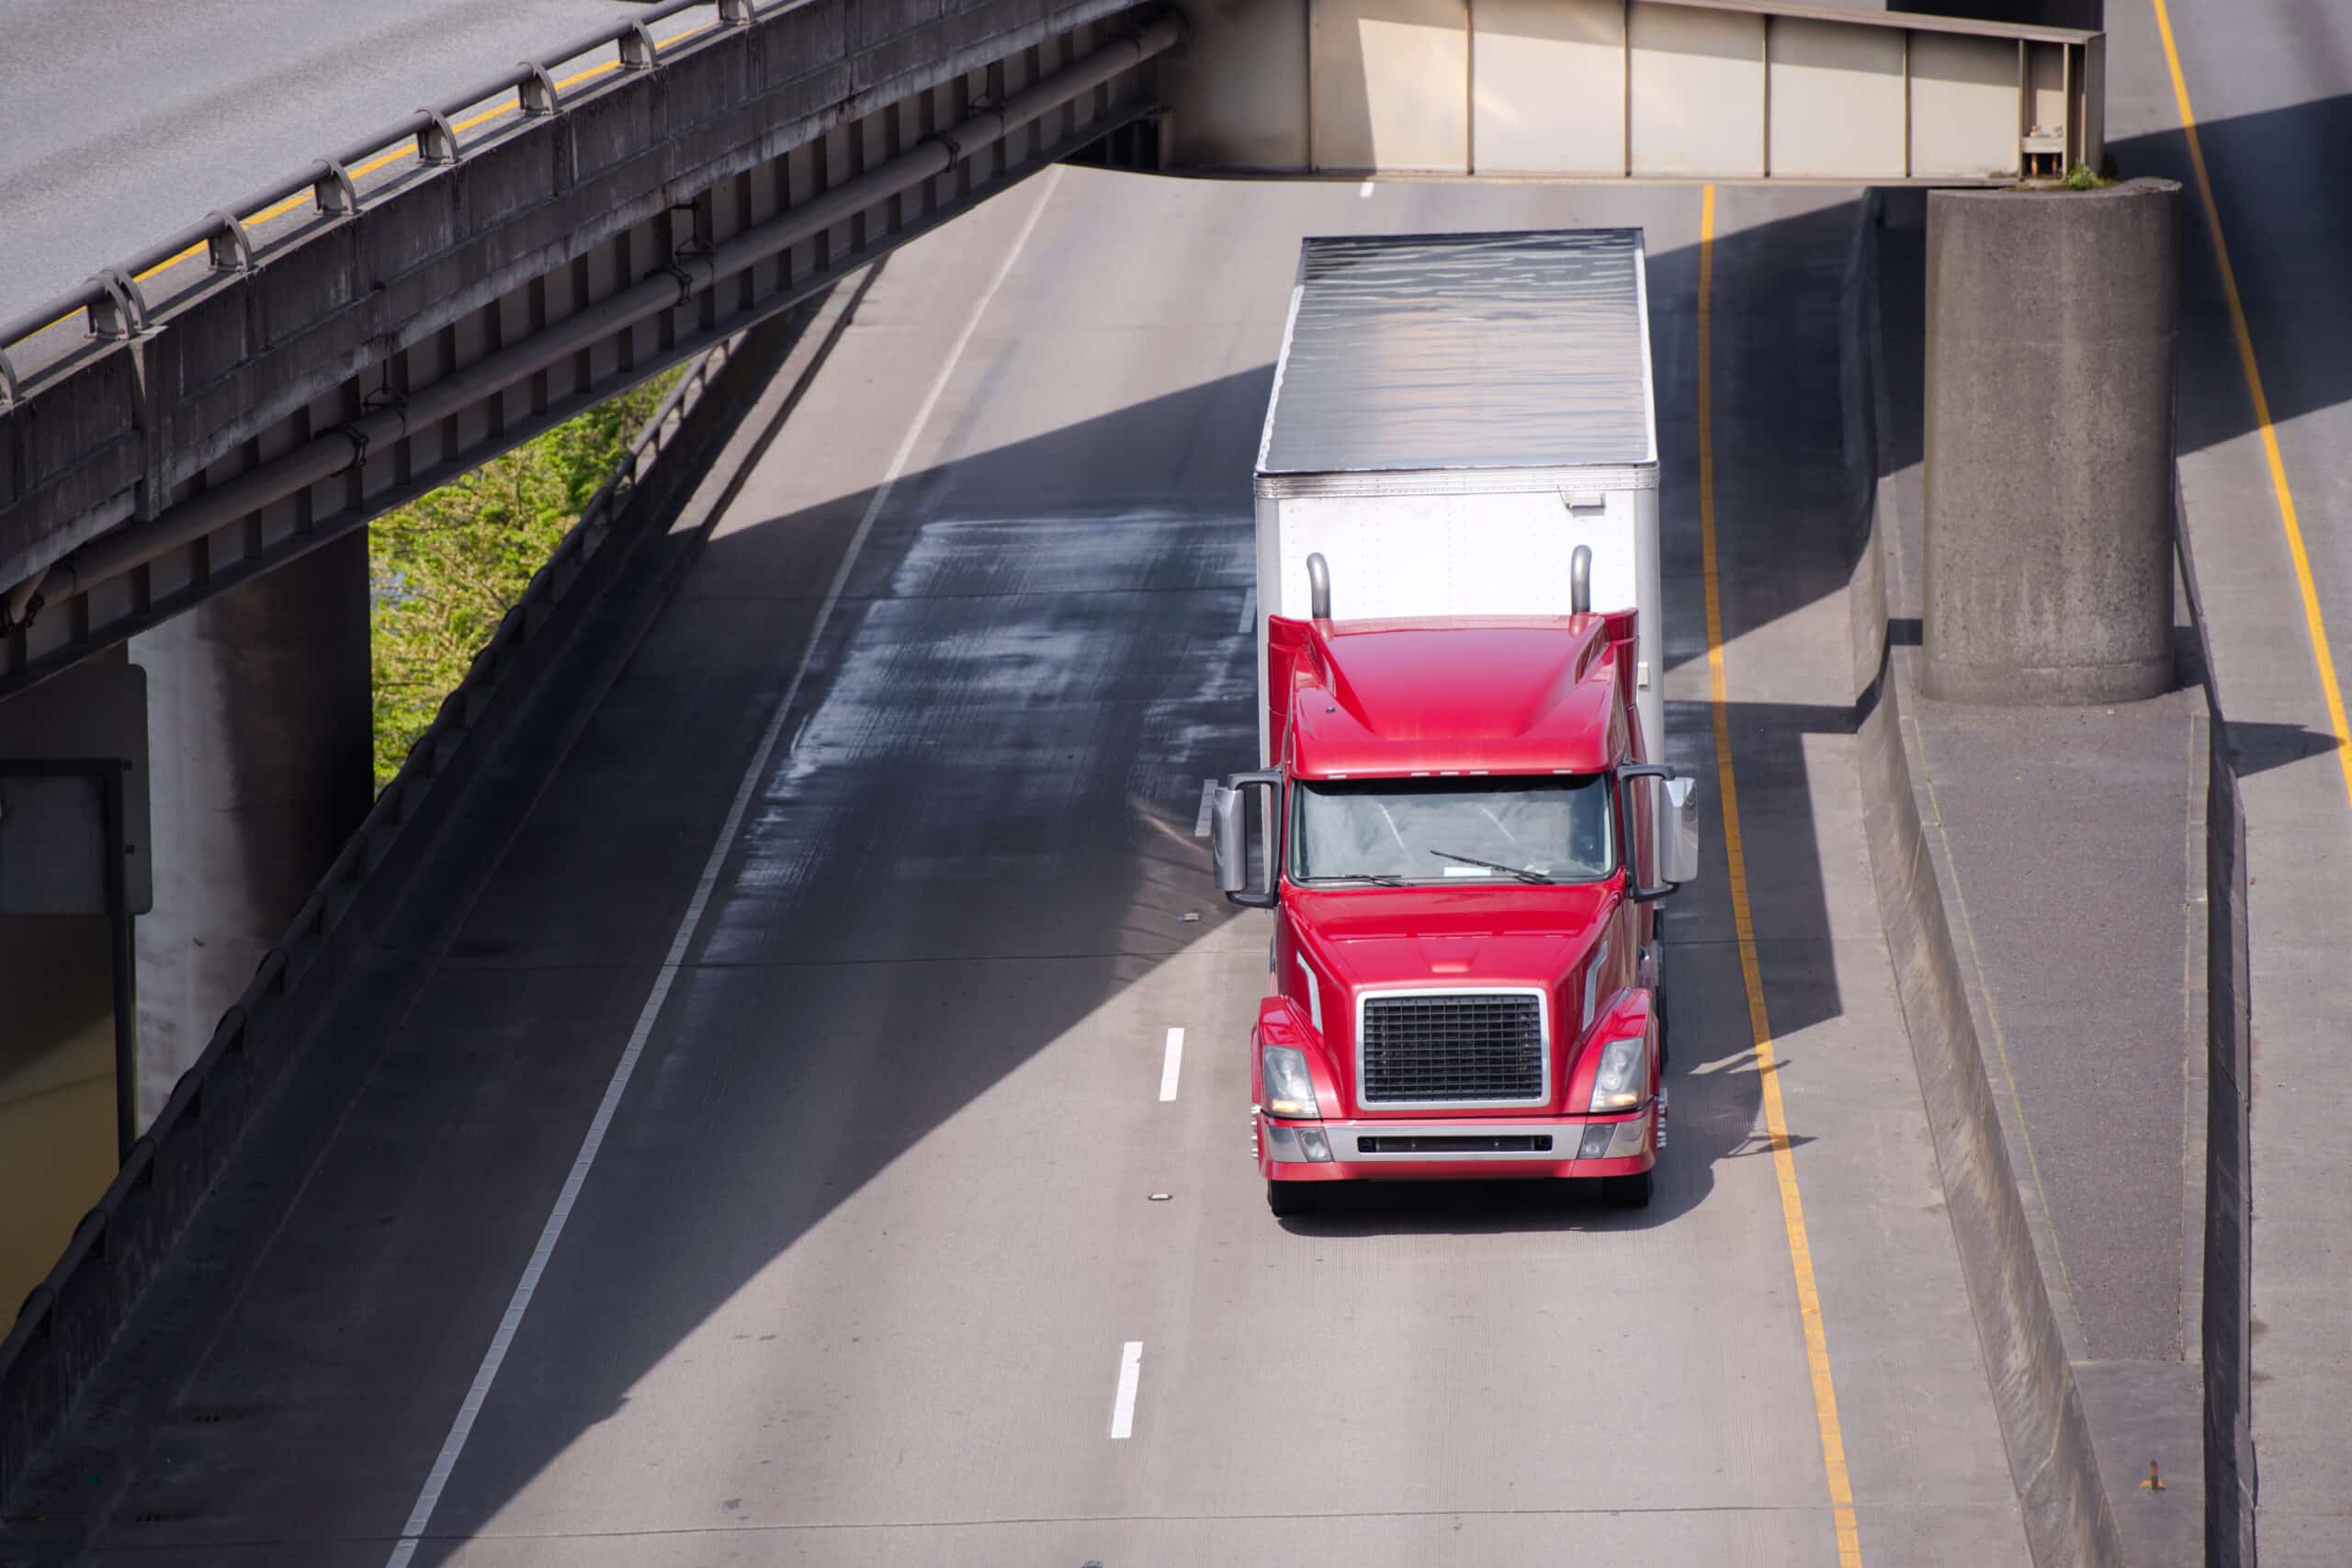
[1318,872,1409,886]
[1429,849,1553,884]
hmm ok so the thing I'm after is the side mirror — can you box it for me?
[1660,775,1701,886]
[1212,770,1281,908]
[1619,764,1701,901]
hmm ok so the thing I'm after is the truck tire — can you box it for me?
[1267,1179,1320,1218]
[1601,1170,1654,1209]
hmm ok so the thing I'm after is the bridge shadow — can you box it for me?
[41,190,1879,1562]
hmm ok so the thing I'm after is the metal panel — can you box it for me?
[1309,0,1470,173]
[1471,0,1626,175]
[2028,38,2068,153]
[2079,29,2105,172]
[1163,0,1312,169]
[0,660,149,912]
[1629,4,1766,177]
[1910,29,2020,179]
[1259,230,1652,476]
[1768,17,1905,179]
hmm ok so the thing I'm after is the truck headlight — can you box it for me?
[1261,1045,1321,1120]
[1588,1036,1648,1112]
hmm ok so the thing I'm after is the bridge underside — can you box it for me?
[0,0,2099,699]
[1160,0,2100,183]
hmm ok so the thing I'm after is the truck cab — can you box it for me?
[1221,227,1696,1216]
[1215,552,1698,1214]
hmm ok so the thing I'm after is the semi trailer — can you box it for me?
[1213,230,1699,1215]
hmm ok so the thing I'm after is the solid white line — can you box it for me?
[1159,1026,1184,1101]
[1109,1341,1144,1438]
[382,167,1065,1568]
[1193,778,1217,838]
[1236,585,1256,637]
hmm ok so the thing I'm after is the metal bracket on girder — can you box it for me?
[87,269,148,340]
[657,254,715,310]
[310,159,360,218]
[718,0,754,25]
[414,109,461,166]
[517,62,562,118]
[204,211,255,276]
[619,22,658,71]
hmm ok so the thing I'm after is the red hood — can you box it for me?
[1287,883,1611,983]
[1283,883,1625,1117]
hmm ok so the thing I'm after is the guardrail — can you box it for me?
[0,0,753,409]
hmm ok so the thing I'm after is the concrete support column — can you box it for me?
[1923,179,2180,705]
[130,531,373,1123]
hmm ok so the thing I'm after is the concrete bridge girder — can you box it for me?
[0,1,2103,705]
[0,0,1177,701]
[1161,0,2101,183]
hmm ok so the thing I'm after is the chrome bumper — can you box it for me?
[1266,1112,1652,1165]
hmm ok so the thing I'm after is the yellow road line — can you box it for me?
[2150,0,2352,812]
[35,20,712,323]
[1697,183,1863,1568]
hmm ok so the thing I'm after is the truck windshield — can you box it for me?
[1288,775,1614,886]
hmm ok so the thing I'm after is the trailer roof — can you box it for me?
[1257,229,1656,479]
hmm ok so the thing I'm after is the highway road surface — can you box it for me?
[3,165,2038,1566]
[2106,2,2352,1557]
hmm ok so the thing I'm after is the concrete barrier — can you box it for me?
[0,280,864,1503]
[1844,188,2123,1568]
[2174,471,2255,1568]
[1922,180,2180,705]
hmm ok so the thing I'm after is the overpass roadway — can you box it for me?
[0,0,631,320]
[6,170,2034,1564]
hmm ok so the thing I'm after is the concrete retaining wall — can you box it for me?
[0,285,857,1504]
[1844,188,2123,1568]
[2174,473,2255,1568]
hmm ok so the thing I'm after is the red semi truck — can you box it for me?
[1212,230,1699,1215]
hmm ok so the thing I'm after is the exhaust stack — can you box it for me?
[1306,552,1332,620]
[1571,544,1591,615]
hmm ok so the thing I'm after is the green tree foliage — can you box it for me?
[369,367,682,788]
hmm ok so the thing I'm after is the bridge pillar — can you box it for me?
[1922,179,2179,705]
[130,531,372,1123]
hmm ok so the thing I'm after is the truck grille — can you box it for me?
[1359,992,1546,1105]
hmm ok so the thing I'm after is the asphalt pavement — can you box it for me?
[0,166,2038,1565]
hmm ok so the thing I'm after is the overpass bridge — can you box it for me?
[0,0,2103,699]
[12,1,2349,1563]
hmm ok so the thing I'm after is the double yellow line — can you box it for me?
[2150,0,2352,807]
[75,21,713,305]
[1697,185,1864,1568]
